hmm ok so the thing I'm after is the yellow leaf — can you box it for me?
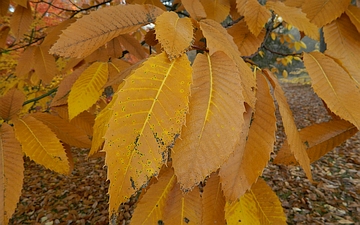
[0,88,25,121]
[282,70,288,78]
[263,69,312,181]
[34,45,57,85]
[270,32,276,40]
[104,52,192,215]
[274,119,358,165]
[258,50,264,57]
[294,41,302,51]
[50,65,86,108]
[172,52,245,190]
[225,178,286,225]
[155,11,193,59]
[9,2,33,40]
[89,96,116,157]
[200,0,230,23]
[346,5,360,33]
[243,0,271,36]
[200,19,256,108]
[12,116,69,174]
[117,34,148,60]
[227,20,265,56]
[68,62,108,120]
[202,174,226,224]
[219,72,276,200]
[0,123,24,224]
[163,181,202,224]
[266,1,319,40]
[50,4,164,58]
[31,112,91,148]
[302,0,351,27]
[323,14,360,86]
[303,52,360,129]
[15,46,36,78]
[131,166,177,224]
[181,0,207,20]
[300,41,307,48]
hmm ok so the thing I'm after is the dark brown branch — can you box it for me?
[263,45,302,57]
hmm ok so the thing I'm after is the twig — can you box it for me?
[263,45,301,57]
[22,87,58,106]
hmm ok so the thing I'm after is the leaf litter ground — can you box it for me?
[9,83,360,225]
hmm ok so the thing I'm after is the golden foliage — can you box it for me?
[200,0,230,23]
[274,119,358,165]
[323,14,360,85]
[173,52,245,190]
[220,72,276,200]
[34,45,57,85]
[266,1,319,40]
[202,174,226,224]
[346,5,360,33]
[10,2,33,40]
[2,0,360,223]
[50,4,164,58]
[181,0,207,20]
[104,52,192,215]
[263,69,312,181]
[68,62,108,120]
[31,112,92,148]
[155,11,194,59]
[243,0,271,36]
[12,116,70,175]
[0,123,24,224]
[199,19,256,108]
[303,52,360,129]
[0,89,25,121]
[15,46,36,78]
[225,178,287,224]
[131,166,177,224]
[302,0,351,27]
[227,20,265,56]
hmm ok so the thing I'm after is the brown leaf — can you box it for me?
[50,4,163,58]
[243,0,271,36]
[15,46,36,78]
[274,119,358,165]
[220,72,276,200]
[200,0,230,23]
[227,20,265,56]
[0,25,10,49]
[0,88,25,121]
[34,45,57,84]
[172,52,245,190]
[0,123,24,224]
[117,34,148,60]
[10,2,33,40]
[263,69,312,181]
[302,0,351,27]
[202,174,226,224]
[181,0,207,20]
